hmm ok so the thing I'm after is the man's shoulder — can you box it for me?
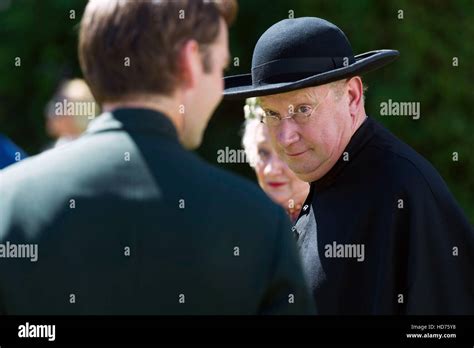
[0,131,285,224]
[364,121,450,197]
[0,132,116,183]
[0,131,136,218]
[192,157,283,215]
[0,146,59,184]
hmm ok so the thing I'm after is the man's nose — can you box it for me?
[277,119,300,148]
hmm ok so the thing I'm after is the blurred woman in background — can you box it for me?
[242,98,309,222]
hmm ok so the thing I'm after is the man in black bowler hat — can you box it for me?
[225,17,474,314]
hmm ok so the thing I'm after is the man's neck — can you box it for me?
[102,95,184,136]
[352,111,368,134]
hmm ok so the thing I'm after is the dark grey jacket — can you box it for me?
[0,108,314,315]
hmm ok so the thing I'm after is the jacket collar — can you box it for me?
[85,107,179,142]
[312,116,377,192]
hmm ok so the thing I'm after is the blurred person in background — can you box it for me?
[43,78,99,150]
[242,98,309,222]
[0,133,27,169]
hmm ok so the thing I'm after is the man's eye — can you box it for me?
[297,105,312,114]
[264,110,278,117]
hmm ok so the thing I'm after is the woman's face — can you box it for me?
[254,123,309,210]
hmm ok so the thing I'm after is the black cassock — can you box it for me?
[294,116,474,314]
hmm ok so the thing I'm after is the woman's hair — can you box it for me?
[241,97,264,168]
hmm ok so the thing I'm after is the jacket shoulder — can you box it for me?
[365,125,450,195]
[188,153,285,219]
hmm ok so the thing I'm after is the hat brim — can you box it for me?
[223,50,399,99]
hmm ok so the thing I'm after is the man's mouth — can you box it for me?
[286,150,307,157]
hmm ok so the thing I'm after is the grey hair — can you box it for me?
[329,78,368,101]
[241,97,264,168]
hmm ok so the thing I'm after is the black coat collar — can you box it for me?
[86,107,179,143]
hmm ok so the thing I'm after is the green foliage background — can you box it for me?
[0,0,473,224]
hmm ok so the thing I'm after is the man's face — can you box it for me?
[259,83,354,182]
[182,19,230,149]
[253,122,310,209]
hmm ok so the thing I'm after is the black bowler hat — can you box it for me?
[223,17,399,99]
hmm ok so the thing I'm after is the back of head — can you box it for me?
[78,0,237,105]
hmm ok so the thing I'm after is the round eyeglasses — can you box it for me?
[260,103,318,127]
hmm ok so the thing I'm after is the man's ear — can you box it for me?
[178,39,202,90]
[346,76,363,117]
